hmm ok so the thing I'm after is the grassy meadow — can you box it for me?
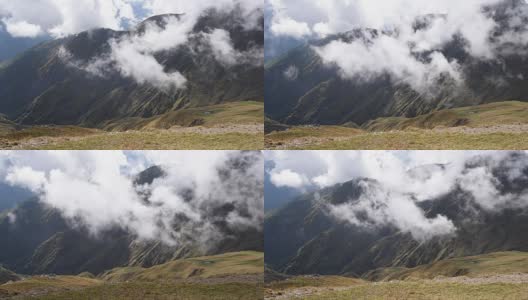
[0,101,264,150]
[265,251,528,300]
[0,251,264,300]
[266,101,528,150]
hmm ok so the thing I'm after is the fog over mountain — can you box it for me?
[0,0,263,128]
[265,0,528,126]
[0,151,263,275]
[2,150,263,246]
[265,151,528,276]
[267,0,528,82]
[265,151,528,240]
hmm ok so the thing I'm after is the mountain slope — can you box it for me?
[265,152,528,276]
[265,0,528,127]
[364,251,528,281]
[0,157,263,276]
[0,9,263,127]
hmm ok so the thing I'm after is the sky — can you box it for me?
[0,0,261,38]
[265,0,528,93]
[265,150,528,241]
[0,150,264,248]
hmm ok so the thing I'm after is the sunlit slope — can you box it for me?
[101,251,263,282]
[0,251,264,299]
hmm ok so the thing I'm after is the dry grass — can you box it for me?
[266,127,528,150]
[0,252,264,299]
[0,101,264,150]
[102,251,263,282]
[266,101,528,150]
[265,252,528,300]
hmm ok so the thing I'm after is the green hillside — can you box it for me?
[364,101,528,131]
[265,102,528,150]
[365,251,528,281]
[266,251,528,300]
[0,102,264,150]
[0,251,264,299]
[103,101,264,131]
[101,251,263,282]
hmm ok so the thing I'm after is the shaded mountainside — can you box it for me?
[0,9,263,127]
[265,0,528,127]
[265,152,528,277]
[0,158,263,276]
[0,267,20,285]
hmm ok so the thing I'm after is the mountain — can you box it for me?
[0,156,263,276]
[0,8,263,128]
[0,266,20,285]
[265,0,528,127]
[265,152,528,277]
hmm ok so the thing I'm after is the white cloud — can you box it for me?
[265,151,528,241]
[6,166,46,191]
[0,0,263,38]
[266,0,527,93]
[0,0,137,38]
[329,180,456,241]
[271,16,311,38]
[206,29,238,66]
[53,1,263,90]
[1,18,42,37]
[283,65,299,80]
[270,169,306,188]
[2,150,263,249]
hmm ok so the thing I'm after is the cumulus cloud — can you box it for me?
[2,151,263,249]
[1,18,42,37]
[270,169,307,189]
[266,0,528,93]
[271,16,311,38]
[0,0,137,38]
[265,151,528,241]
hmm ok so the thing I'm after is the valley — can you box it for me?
[266,101,528,150]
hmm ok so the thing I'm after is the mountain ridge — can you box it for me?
[265,0,528,128]
[265,152,528,277]
[0,9,263,128]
